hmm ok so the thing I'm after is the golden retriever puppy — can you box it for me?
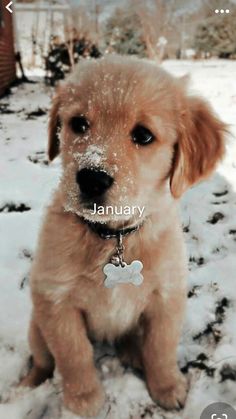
[21,55,226,416]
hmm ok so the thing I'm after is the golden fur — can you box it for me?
[21,55,226,416]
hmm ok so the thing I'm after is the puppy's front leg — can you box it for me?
[142,290,188,410]
[33,295,105,417]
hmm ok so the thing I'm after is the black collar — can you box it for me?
[81,218,142,240]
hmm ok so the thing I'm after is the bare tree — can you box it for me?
[63,2,94,69]
[135,0,220,60]
[134,0,179,62]
[31,0,41,66]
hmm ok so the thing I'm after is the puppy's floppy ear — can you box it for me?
[48,91,62,161]
[170,97,227,198]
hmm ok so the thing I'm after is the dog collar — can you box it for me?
[78,217,144,288]
[84,220,142,240]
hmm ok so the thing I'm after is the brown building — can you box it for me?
[0,0,16,97]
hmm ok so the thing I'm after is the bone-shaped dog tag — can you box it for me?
[103,260,143,288]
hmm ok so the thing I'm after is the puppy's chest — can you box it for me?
[85,285,147,341]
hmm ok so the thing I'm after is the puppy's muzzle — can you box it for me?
[76,168,114,198]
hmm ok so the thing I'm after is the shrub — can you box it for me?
[104,7,146,57]
[194,11,236,58]
[45,37,101,86]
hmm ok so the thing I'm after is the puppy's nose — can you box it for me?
[76,168,114,198]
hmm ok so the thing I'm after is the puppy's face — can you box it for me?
[49,56,226,226]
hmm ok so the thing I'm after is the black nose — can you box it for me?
[76,168,114,198]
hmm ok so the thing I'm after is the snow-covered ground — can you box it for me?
[0,60,236,418]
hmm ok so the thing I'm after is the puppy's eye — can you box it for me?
[70,116,90,134]
[131,125,155,145]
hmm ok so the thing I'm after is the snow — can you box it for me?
[1,59,236,418]
[73,145,107,168]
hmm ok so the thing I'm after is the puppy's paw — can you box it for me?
[19,366,53,388]
[149,371,188,410]
[64,383,105,417]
